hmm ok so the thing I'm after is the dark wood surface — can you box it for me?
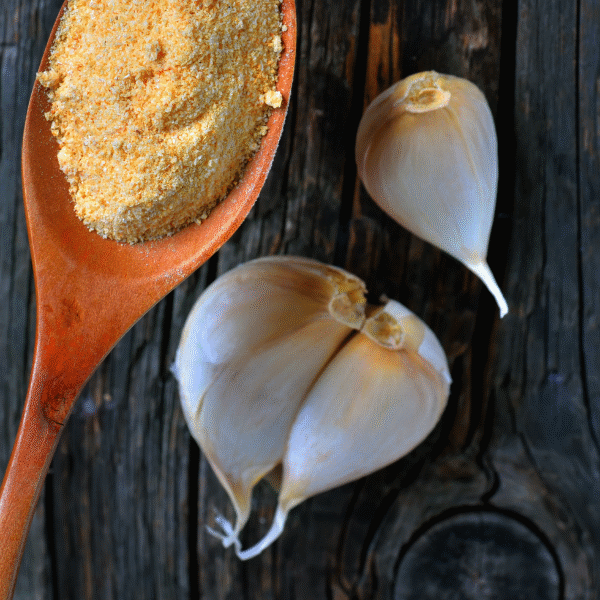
[1,0,598,598]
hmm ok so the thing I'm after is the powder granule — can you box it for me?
[37,0,283,243]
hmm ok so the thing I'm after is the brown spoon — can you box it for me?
[0,1,296,596]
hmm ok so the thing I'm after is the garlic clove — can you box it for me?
[173,256,367,546]
[356,71,508,317]
[195,317,353,547]
[283,298,450,504]
[235,299,450,560]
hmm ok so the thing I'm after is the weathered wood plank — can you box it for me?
[50,297,194,600]
[196,0,364,596]
[1,0,62,597]
[326,0,507,596]
[1,0,599,597]
[490,0,600,596]
[579,0,600,452]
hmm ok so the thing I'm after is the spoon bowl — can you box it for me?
[0,1,295,596]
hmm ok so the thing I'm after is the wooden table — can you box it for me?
[1,0,598,598]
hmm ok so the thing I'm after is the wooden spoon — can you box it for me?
[0,1,296,596]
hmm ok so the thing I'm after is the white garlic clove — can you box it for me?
[173,256,367,547]
[355,71,508,317]
[235,299,450,560]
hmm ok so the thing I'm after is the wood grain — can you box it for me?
[1,0,598,597]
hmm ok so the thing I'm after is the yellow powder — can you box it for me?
[37,0,283,243]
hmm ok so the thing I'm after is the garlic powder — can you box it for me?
[38,0,283,243]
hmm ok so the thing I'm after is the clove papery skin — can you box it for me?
[173,256,451,559]
[355,71,509,317]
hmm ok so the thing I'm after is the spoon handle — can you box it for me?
[0,389,67,600]
[0,289,119,598]
[0,303,96,600]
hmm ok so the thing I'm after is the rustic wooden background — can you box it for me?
[1,0,599,598]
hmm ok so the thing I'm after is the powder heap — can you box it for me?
[37,0,283,243]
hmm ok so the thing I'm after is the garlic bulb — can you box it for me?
[355,71,508,317]
[173,256,451,559]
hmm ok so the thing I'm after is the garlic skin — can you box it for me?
[173,256,451,559]
[356,71,508,317]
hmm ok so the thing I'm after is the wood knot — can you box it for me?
[393,509,561,600]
